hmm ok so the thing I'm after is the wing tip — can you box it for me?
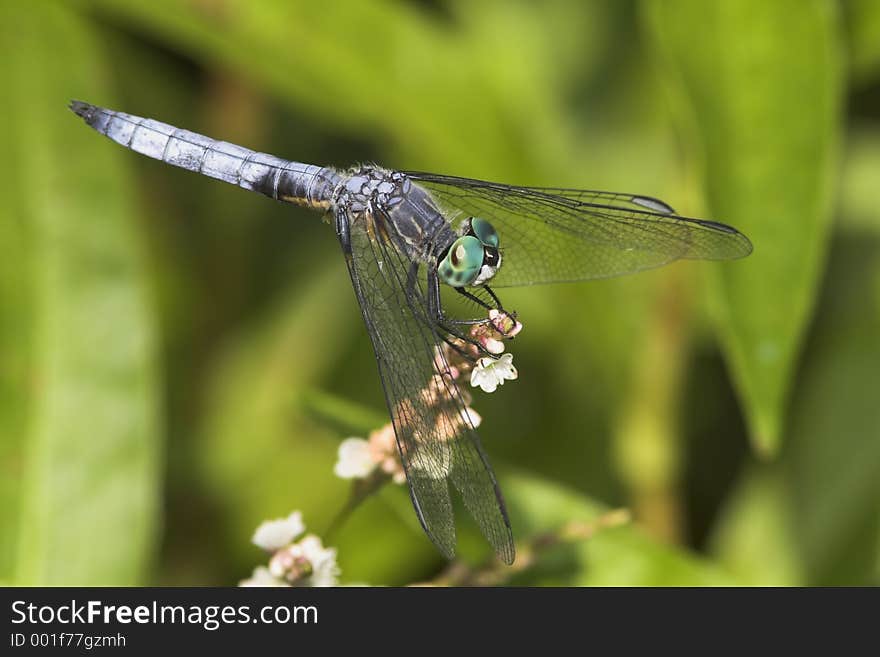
[490,510,516,565]
[497,541,516,565]
[428,532,457,562]
[725,228,755,260]
[737,233,755,258]
[692,219,754,260]
[406,476,458,560]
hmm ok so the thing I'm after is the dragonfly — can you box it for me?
[70,100,752,565]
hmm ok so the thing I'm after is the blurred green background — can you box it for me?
[2,0,879,586]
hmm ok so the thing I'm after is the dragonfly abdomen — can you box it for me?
[70,101,339,210]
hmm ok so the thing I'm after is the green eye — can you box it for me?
[470,217,499,248]
[438,236,484,287]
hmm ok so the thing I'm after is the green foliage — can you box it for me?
[710,467,803,586]
[505,473,740,586]
[0,0,160,585]
[647,0,843,457]
[0,0,877,585]
[786,229,880,585]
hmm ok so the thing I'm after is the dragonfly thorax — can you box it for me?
[335,166,457,262]
[333,166,409,215]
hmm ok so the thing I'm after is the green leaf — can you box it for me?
[646,0,844,456]
[786,231,880,584]
[299,388,388,437]
[0,2,161,584]
[709,467,803,586]
[711,184,880,586]
[504,472,740,586]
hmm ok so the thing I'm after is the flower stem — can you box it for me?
[323,469,390,540]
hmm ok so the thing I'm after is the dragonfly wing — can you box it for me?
[338,208,515,564]
[406,172,752,287]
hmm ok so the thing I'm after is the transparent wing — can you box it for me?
[338,208,515,564]
[405,172,753,287]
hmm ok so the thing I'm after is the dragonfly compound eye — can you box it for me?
[438,235,484,287]
[468,217,500,248]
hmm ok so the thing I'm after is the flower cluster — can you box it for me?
[438,308,522,394]
[240,511,340,587]
[334,422,407,485]
[333,308,522,485]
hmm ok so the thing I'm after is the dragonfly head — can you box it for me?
[438,217,501,288]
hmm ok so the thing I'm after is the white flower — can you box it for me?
[269,534,340,586]
[481,335,506,355]
[470,353,518,393]
[299,535,340,587]
[461,407,482,428]
[239,566,288,587]
[368,425,408,484]
[334,437,376,479]
[251,511,305,551]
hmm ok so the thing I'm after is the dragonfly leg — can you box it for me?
[426,269,494,329]
[482,285,505,311]
[436,319,496,361]
[455,286,507,316]
[424,269,496,360]
[335,208,351,254]
[456,284,521,339]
